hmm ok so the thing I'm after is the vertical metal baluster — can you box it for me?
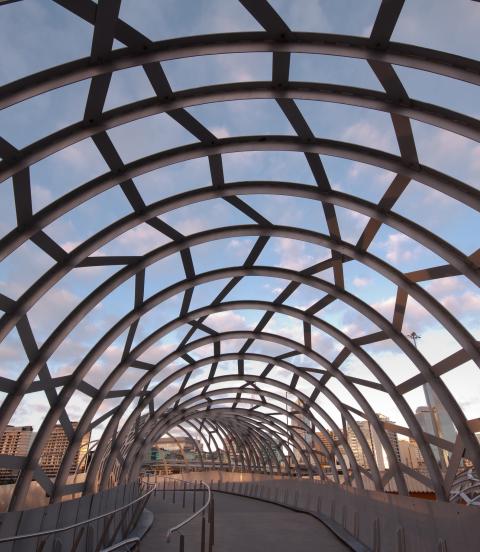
[193,480,197,512]
[201,515,206,552]
[208,496,215,552]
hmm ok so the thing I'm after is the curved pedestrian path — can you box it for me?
[141,489,350,551]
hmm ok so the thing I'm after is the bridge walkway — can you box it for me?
[141,489,350,551]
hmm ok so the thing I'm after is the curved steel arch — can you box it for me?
[1,30,480,112]
[45,294,430,496]
[100,364,356,487]
[5,252,478,506]
[1,81,480,185]
[7,260,479,506]
[0,0,478,512]
[1,224,476,431]
[90,332,426,494]
[0,136,478,267]
[130,399,325,480]
[101,365,356,484]
[125,380,361,480]
[4,234,476,478]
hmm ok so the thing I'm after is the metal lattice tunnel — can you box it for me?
[0,0,479,512]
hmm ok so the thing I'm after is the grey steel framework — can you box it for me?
[0,0,478,512]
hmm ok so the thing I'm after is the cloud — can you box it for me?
[137,342,177,364]
[353,277,371,287]
[393,0,480,59]
[31,184,53,210]
[204,310,252,332]
[425,277,462,296]
[28,286,80,341]
[269,0,329,33]
[0,242,56,300]
[342,120,395,153]
[437,290,480,319]
[412,123,479,184]
[471,144,480,173]
[61,240,81,253]
[210,126,230,139]
[274,238,329,271]
[382,233,420,264]
[106,223,170,256]
[226,237,256,260]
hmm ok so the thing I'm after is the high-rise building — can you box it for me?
[415,403,452,469]
[424,384,457,443]
[415,406,436,435]
[0,425,35,484]
[423,383,457,467]
[313,430,338,469]
[346,414,400,472]
[289,399,314,464]
[39,423,90,479]
[314,431,334,452]
[399,438,422,469]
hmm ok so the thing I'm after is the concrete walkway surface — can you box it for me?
[141,489,350,551]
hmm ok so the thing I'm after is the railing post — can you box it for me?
[397,527,406,552]
[208,496,215,551]
[87,525,95,550]
[183,481,187,509]
[437,538,447,552]
[373,518,380,552]
[201,515,206,552]
[163,476,166,500]
[193,480,197,512]
[71,525,85,552]
[179,533,185,552]
[173,479,176,504]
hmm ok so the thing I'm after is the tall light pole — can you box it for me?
[407,331,421,348]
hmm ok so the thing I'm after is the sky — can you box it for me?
[0,0,479,448]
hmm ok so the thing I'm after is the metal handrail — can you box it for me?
[101,536,140,551]
[165,477,211,543]
[0,481,156,544]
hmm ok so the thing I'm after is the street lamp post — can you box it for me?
[407,331,421,349]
